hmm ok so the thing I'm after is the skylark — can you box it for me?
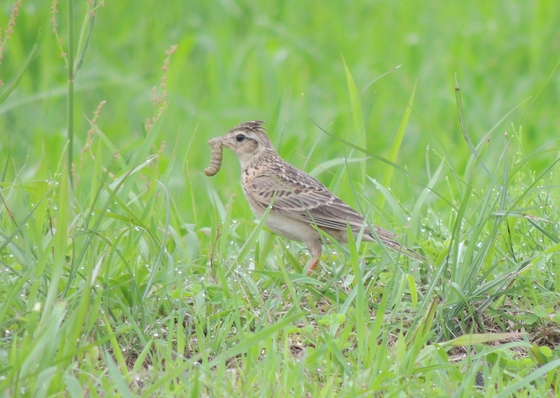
[209,120,423,274]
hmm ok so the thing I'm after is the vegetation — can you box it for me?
[1,1,559,396]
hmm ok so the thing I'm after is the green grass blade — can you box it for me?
[104,350,134,398]
[0,32,40,104]
[377,81,416,209]
[342,55,366,184]
[212,313,304,363]
[496,357,560,398]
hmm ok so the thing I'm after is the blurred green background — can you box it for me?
[2,0,560,215]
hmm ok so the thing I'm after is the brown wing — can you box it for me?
[244,164,394,238]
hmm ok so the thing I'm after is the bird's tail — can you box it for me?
[375,233,427,263]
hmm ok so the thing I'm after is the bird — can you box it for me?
[209,120,423,274]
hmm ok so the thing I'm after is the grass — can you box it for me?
[1,0,560,396]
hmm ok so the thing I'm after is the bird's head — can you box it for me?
[218,121,276,168]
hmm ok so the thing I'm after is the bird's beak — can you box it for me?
[208,137,223,147]
[219,136,235,150]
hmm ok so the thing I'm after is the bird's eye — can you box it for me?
[236,134,246,142]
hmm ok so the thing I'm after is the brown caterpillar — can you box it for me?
[204,138,223,176]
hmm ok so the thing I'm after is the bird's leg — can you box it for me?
[306,241,322,275]
[307,257,320,275]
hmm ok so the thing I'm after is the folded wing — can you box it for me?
[245,171,397,241]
